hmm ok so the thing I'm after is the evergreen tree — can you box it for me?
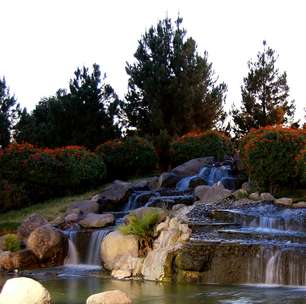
[124,17,227,137]
[15,64,122,149]
[232,41,295,136]
[0,77,19,148]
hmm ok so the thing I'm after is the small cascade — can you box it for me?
[86,229,111,265]
[64,231,80,265]
[176,176,195,191]
[65,239,80,265]
[124,191,153,211]
[206,165,231,186]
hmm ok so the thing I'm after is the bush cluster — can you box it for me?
[170,130,232,167]
[3,234,21,252]
[241,126,306,193]
[96,136,158,179]
[0,144,106,211]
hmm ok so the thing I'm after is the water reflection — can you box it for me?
[2,269,306,304]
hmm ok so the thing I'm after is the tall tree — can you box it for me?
[0,77,19,148]
[232,41,295,136]
[15,64,122,149]
[124,17,227,137]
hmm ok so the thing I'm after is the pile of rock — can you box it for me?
[100,214,191,281]
[0,214,68,271]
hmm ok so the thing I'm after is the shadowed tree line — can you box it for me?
[0,17,299,150]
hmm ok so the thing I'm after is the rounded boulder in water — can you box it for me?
[0,277,53,304]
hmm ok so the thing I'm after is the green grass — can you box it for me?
[0,188,103,234]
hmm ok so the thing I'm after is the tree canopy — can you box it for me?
[15,64,121,149]
[0,77,19,148]
[124,17,227,137]
[231,41,295,136]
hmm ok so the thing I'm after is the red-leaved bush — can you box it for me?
[240,126,306,193]
[0,144,106,211]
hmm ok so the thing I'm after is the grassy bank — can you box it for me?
[0,188,103,235]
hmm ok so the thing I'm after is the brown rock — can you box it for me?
[17,214,48,241]
[86,290,132,304]
[293,201,306,208]
[194,183,231,203]
[27,225,68,265]
[0,250,39,271]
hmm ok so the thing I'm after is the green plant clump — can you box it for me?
[119,212,160,240]
[4,234,21,252]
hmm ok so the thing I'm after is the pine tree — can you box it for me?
[15,65,122,149]
[232,41,295,136]
[124,16,227,137]
[0,77,19,148]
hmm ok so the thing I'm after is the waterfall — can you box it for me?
[64,231,80,265]
[86,229,111,265]
[265,250,282,284]
[176,176,195,191]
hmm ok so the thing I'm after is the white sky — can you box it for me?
[0,0,305,123]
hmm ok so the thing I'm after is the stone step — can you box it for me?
[188,221,241,233]
[217,227,306,244]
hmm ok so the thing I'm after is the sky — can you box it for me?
[0,0,305,123]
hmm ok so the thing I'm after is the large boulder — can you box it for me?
[79,213,115,228]
[27,225,68,265]
[86,290,132,304]
[141,217,191,281]
[67,200,99,215]
[0,277,52,304]
[93,180,133,211]
[17,214,48,241]
[0,249,39,271]
[171,157,214,177]
[158,172,181,188]
[123,207,167,225]
[274,197,293,206]
[194,183,231,203]
[101,231,138,271]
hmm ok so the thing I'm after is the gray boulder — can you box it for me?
[194,183,232,203]
[92,180,133,211]
[79,213,115,228]
[158,172,181,188]
[171,157,214,177]
[67,200,99,215]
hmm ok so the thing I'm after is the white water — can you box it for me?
[86,229,111,265]
[64,232,80,265]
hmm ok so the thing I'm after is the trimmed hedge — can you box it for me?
[0,144,106,211]
[170,130,232,167]
[96,136,158,179]
[241,126,306,193]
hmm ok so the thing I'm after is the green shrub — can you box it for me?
[241,126,306,193]
[96,136,158,179]
[3,234,21,252]
[118,211,159,247]
[171,130,232,167]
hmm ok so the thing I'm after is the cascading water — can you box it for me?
[86,229,111,265]
[64,229,111,266]
[64,231,80,265]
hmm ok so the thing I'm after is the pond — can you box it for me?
[2,266,306,304]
